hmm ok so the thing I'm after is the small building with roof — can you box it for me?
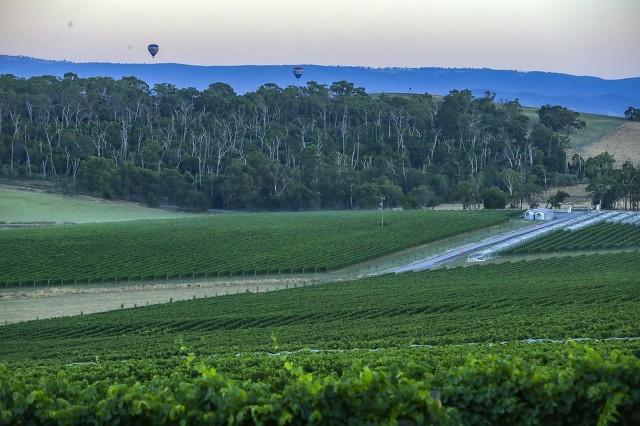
[524,208,554,221]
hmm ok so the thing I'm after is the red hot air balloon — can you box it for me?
[148,44,159,58]
[293,66,304,79]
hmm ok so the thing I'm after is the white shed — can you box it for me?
[524,208,554,221]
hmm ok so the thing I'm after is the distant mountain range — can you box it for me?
[1,55,639,116]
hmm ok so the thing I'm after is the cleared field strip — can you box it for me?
[0,185,196,223]
[0,210,515,286]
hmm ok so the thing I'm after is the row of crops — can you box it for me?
[3,344,639,425]
[2,251,640,424]
[507,222,640,255]
[2,251,639,362]
[0,210,515,285]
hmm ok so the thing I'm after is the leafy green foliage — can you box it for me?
[0,210,514,284]
[1,251,639,422]
[538,104,586,133]
[1,346,639,425]
[625,106,640,122]
[546,190,570,208]
[0,75,580,211]
[482,187,507,209]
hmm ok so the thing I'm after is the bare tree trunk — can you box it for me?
[9,111,21,173]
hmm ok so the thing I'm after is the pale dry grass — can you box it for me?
[582,122,640,165]
[542,184,591,209]
[0,277,316,324]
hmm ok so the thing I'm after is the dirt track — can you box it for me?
[0,277,316,324]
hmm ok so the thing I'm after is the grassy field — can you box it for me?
[507,222,640,255]
[582,121,640,164]
[0,210,515,285]
[0,185,196,224]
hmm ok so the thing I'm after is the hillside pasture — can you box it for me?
[581,121,640,164]
[0,185,196,224]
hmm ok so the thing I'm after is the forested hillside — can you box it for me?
[0,73,637,210]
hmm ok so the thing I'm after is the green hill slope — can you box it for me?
[0,185,196,224]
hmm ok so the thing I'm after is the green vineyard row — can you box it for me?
[507,222,640,255]
[0,210,514,283]
[2,252,638,364]
[2,345,639,425]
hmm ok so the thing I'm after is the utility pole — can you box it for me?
[379,195,386,227]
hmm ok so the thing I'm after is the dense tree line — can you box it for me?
[625,106,640,122]
[0,73,635,210]
[583,152,640,210]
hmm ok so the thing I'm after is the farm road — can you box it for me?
[0,277,316,324]
[385,211,586,273]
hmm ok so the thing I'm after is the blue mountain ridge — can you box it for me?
[1,55,639,116]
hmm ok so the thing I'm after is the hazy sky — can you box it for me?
[1,0,638,79]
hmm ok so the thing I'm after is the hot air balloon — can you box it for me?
[293,66,304,80]
[148,44,159,58]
